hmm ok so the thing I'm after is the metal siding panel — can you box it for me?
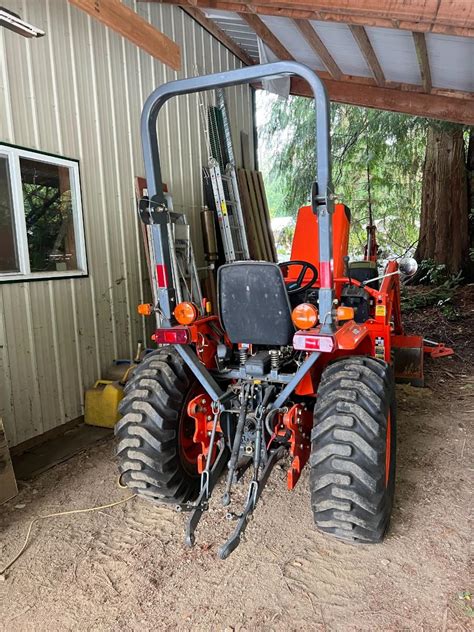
[0,290,16,445]
[0,1,254,446]
[1,284,43,444]
[427,33,474,92]
[311,21,373,78]
[365,26,422,85]
[0,28,15,142]
[28,282,63,431]
[3,6,38,148]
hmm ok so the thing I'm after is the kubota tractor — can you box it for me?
[116,62,425,559]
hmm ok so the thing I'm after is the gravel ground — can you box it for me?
[0,375,472,631]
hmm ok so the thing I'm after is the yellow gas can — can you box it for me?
[84,380,124,428]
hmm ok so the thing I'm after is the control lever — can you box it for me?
[343,255,352,285]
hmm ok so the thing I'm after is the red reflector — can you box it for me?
[319,261,332,288]
[293,332,335,352]
[152,327,189,344]
[156,264,168,288]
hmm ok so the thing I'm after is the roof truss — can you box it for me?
[70,0,181,70]
[140,0,474,124]
[143,0,474,38]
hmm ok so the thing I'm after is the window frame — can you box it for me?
[0,143,88,282]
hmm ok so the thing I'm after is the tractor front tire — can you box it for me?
[115,347,201,504]
[310,356,396,543]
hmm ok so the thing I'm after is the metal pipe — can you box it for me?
[270,351,321,411]
[140,62,334,327]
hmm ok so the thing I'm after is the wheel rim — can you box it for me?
[178,385,202,476]
[385,411,392,487]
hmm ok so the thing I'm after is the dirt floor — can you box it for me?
[1,293,473,631]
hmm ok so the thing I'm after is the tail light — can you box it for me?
[291,303,319,330]
[152,327,190,345]
[293,331,335,352]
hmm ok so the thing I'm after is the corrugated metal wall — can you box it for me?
[0,0,254,446]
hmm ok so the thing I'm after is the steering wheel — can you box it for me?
[278,260,318,295]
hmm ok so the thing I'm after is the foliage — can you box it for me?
[401,271,462,312]
[23,183,72,272]
[258,93,428,258]
[417,258,462,285]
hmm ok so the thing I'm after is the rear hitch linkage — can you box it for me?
[184,385,285,557]
[184,400,226,548]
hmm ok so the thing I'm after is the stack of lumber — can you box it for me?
[237,169,278,262]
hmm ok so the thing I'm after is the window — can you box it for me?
[0,145,87,281]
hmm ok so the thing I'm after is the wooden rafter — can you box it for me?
[69,0,181,70]
[290,76,474,125]
[141,0,474,38]
[239,12,294,60]
[140,0,473,123]
[292,19,342,80]
[412,31,432,93]
[182,6,255,65]
[349,25,385,87]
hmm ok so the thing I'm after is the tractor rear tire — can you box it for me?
[115,346,201,504]
[309,356,396,543]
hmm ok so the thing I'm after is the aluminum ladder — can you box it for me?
[207,89,250,263]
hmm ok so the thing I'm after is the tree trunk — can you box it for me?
[467,129,474,279]
[415,125,469,276]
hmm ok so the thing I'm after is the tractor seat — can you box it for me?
[218,261,294,346]
[349,260,379,289]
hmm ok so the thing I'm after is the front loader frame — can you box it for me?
[140,61,336,400]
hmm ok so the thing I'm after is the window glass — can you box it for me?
[0,156,19,272]
[20,157,78,272]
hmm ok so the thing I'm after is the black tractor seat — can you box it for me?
[218,261,295,346]
[349,260,379,289]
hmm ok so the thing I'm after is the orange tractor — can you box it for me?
[116,62,427,558]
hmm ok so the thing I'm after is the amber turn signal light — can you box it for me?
[291,303,319,330]
[174,301,198,325]
[137,303,152,316]
[336,306,355,321]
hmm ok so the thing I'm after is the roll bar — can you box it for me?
[140,61,335,333]
[141,61,332,206]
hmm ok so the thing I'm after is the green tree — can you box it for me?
[259,94,427,258]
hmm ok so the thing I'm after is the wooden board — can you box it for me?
[237,169,263,260]
[0,418,18,505]
[236,169,278,262]
[255,171,278,262]
[251,170,274,261]
[69,0,181,71]
[239,169,267,260]
[240,131,252,170]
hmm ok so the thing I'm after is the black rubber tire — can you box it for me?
[309,356,396,543]
[115,346,201,504]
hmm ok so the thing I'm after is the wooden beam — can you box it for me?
[182,6,255,65]
[69,0,181,71]
[412,31,432,93]
[239,12,294,60]
[290,76,474,125]
[292,19,342,80]
[349,25,385,87]
[142,1,474,38]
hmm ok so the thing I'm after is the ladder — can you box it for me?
[136,178,203,319]
[207,90,250,263]
[145,211,203,317]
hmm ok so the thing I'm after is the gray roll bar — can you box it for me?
[141,61,332,206]
[140,61,335,333]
